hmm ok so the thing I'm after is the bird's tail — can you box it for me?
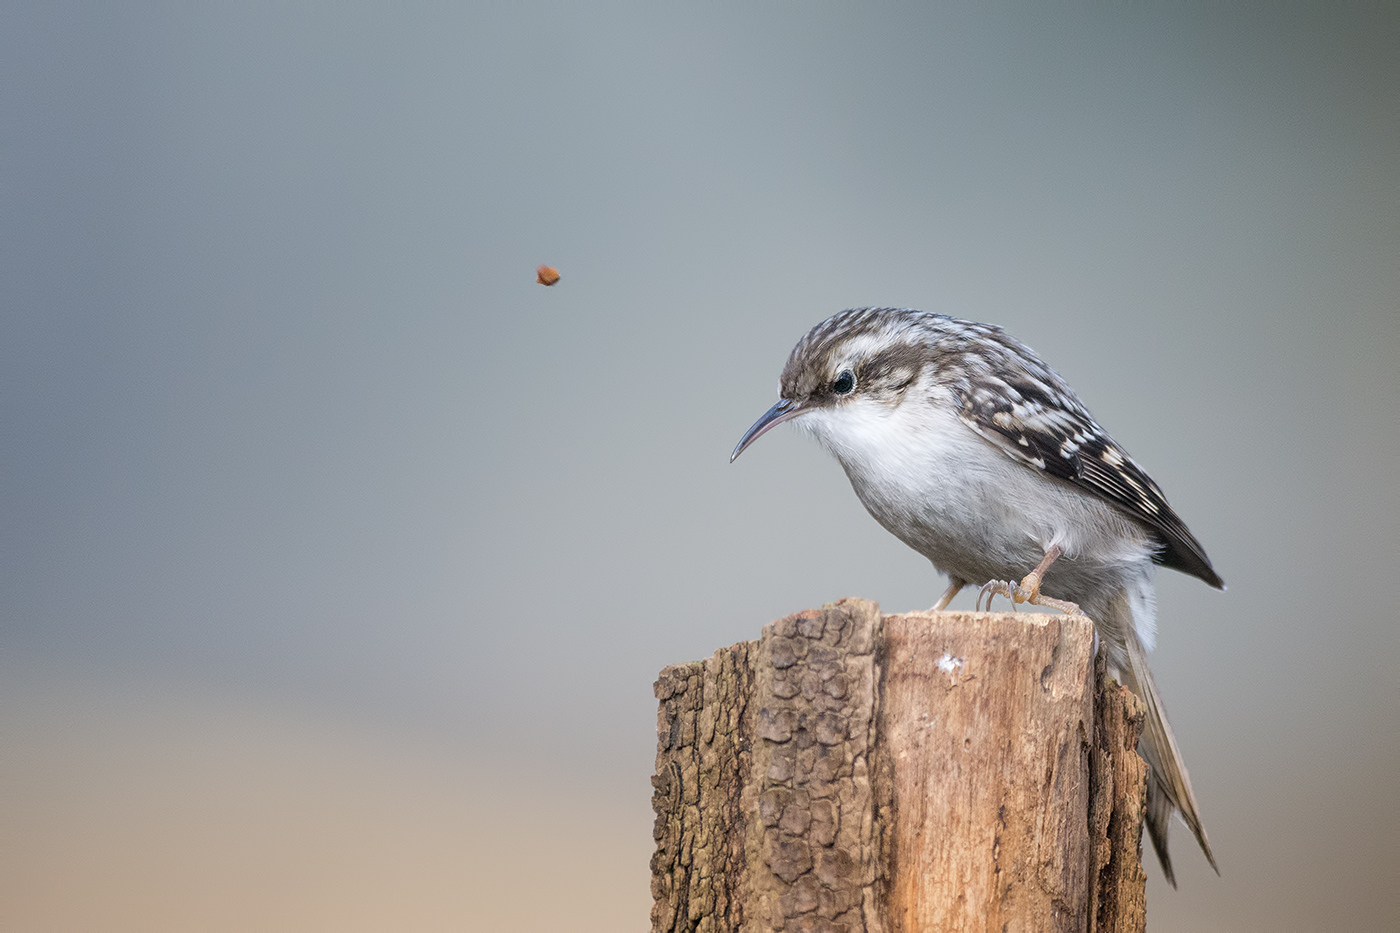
[1116,625,1218,887]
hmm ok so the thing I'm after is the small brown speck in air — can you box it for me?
[536,265,560,286]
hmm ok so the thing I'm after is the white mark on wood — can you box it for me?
[937,653,964,681]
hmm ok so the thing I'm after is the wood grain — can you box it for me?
[879,611,1094,932]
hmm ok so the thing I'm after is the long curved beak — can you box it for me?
[731,398,803,462]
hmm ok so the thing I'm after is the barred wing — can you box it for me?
[950,366,1224,589]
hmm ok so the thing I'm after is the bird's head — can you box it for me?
[731,308,930,462]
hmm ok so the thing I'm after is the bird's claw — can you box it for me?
[977,570,1081,616]
[977,579,1020,612]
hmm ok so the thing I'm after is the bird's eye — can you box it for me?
[832,370,856,395]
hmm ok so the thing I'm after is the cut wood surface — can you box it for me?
[650,599,1147,933]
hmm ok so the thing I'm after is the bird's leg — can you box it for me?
[929,577,965,612]
[978,545,1082,615]
[1018,544,1063,603]
[1018,545,1082,614]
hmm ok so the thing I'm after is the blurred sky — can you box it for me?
[2,3,1396,930]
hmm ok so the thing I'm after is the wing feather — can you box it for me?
[942,342,1223,588]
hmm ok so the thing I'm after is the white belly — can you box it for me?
[796,394,1156,595]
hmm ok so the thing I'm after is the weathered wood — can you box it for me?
[651,599,885,933]
[1087,652,1149,933]
[650,599,1148,933]
[879,610,1096,932]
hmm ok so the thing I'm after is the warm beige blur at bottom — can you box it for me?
[2,666,652,932]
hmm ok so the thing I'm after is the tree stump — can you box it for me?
[650,598,1147,933]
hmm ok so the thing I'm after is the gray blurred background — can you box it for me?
[2,4,1396,930]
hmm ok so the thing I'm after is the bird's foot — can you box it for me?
[977,579,1020,612]
[976,546,1081,616]
[1020,581,1080,615]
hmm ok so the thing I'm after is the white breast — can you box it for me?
[793,387,1155,587]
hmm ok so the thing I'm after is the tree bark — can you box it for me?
[650,599,1147,933]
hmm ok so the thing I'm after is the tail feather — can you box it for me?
[1119,628,1218,882]
[1145,768,1178,887]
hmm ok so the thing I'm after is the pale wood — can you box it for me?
[650,599,1147,933]
[879,610,1095,932]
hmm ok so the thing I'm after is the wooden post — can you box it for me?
[650,598,1147,933]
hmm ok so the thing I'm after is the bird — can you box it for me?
[730,306,1221,886]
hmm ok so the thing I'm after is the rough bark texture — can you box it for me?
[652,599,886,933]
[651,599,1147,933]
[1087,652,1149,933]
